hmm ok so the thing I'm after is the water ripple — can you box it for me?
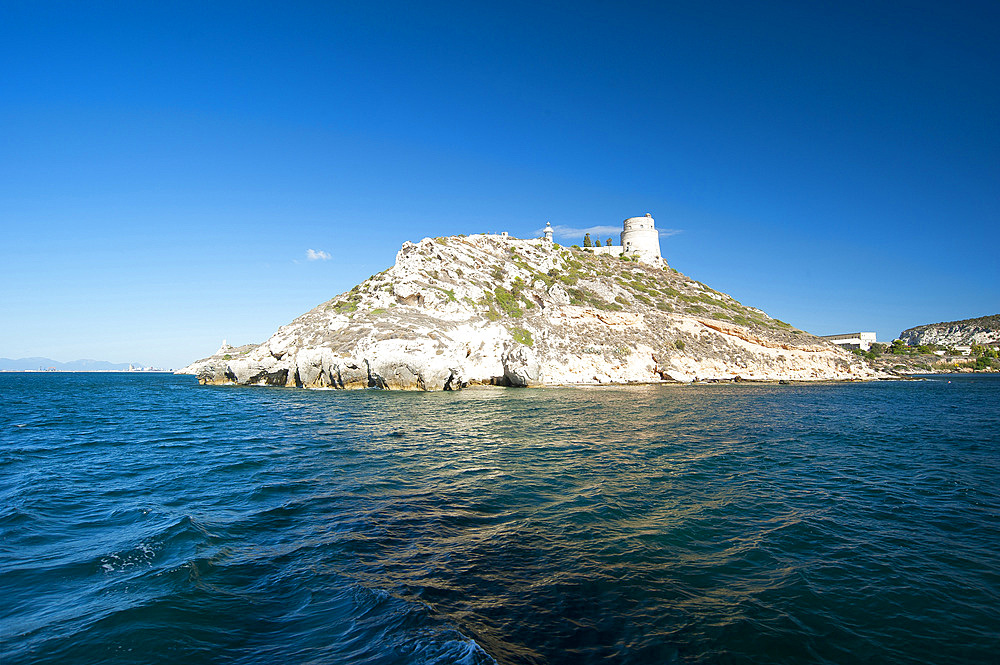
[1,374,998,664]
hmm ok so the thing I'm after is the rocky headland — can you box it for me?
[180,234,882,389]
[898,314,1000,347]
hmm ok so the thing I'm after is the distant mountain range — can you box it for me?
[0,357,133,371]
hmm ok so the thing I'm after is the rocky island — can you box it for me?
[181,216,881,389]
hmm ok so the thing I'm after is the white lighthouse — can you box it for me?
[543,221,554,243]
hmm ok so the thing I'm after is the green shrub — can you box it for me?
[510,327,534,347]
[567,287,621,311]
[674,340,686,350]
[588,294,622,311]
[559,272,579,286]
[493,286,523,317]
[974,356,996,370]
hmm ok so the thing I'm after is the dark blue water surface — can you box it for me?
[1,373,998,664]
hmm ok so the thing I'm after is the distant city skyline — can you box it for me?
[2,2,998,369]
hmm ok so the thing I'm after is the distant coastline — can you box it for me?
[0,357,169,372]
[0,369,173,373]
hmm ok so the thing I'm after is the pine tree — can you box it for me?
[606,238,613,247]
[595,238,602,247]
[583,233,592,247]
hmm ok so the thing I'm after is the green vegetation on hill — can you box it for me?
[856,339,1000,372]
[902,313,1000,332]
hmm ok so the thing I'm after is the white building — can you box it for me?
[821,332,877,351]
[589,213,663,266]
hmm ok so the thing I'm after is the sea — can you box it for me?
[1,373,997,664]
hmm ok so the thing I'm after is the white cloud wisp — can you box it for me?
[305,248,332,261]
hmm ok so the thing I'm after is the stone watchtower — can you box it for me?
[620,213,662,264]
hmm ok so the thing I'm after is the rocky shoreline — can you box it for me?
[867,354,999,375]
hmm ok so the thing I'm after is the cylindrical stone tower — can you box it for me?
[543,222,553,243]
[620,213,662,263]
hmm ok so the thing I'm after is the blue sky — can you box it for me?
[2,1,998,368]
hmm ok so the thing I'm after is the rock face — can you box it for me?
[898,314,1000,348]
[180,234,881,388]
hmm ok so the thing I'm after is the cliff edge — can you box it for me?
[898,314,1000,347]
[180,234,880,388]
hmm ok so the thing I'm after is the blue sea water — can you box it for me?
[1,373,998,664]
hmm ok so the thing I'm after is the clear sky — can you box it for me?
[2,1,998,369]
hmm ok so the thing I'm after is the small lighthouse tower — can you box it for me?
[543,222,554,243]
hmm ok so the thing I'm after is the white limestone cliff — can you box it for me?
[180,234,882,388]
[898,315,1000,348]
